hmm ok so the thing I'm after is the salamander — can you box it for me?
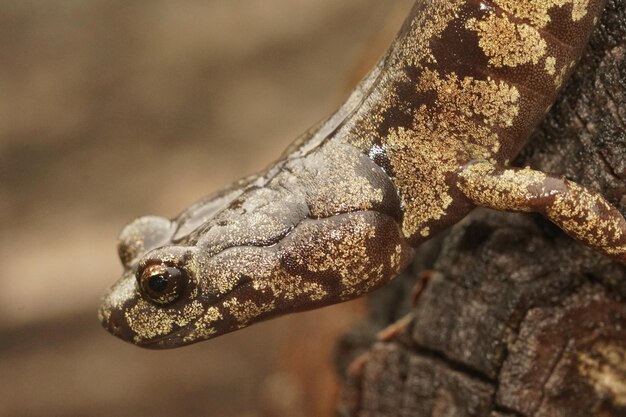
[99,0,625,348]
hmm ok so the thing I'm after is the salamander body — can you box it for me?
[100,0,625,348]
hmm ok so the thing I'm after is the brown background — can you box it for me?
[0,1,414,416]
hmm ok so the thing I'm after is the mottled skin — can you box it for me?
[99,0,625,349]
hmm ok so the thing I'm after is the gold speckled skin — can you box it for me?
[99,0,623,349]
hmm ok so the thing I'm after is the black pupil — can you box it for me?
[148,274,169,293]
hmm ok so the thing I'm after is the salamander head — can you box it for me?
[98,213,339,349]
[99,214,287,349]
[99,201,412,349]
[99,148,413,349]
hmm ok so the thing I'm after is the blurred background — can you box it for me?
[0,1,413,416]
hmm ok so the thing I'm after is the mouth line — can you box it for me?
[135,283,255,348]
[136,325,204,349]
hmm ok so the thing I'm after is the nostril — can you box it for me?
[108,317,121,335]
[105,316,120,336]
[100,307,133,342]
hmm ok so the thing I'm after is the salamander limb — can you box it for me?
[458,161,626,262]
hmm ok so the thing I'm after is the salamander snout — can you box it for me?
[100,306,119,335]
[98,302,134,342]
[98,270,141,344]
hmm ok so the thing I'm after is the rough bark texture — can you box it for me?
[335,1,626,416]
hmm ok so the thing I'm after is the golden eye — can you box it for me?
[138,264,185,305]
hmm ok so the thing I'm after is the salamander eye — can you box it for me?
[138,264,186,305]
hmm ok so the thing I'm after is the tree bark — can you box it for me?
[335,1,626,416]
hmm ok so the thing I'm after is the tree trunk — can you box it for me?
[335,1,626,416]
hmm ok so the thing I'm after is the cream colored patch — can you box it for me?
[303,216,382,298]
[390,244,404,272]
[345,83,401,151]
[287,215,404,299]
[467,13,547,68]
[208,248,327,302]
[398,0,465,67]
[385,127,455,237]
[223,298,275,328]
[416,69,520,128]
[459,162,547,212]
[492,0,591,27]
[384,70,519,238]
[545,56,557,75]
[578,343,626,406]
[184,306,222,342]
[126,299,204,342]
[253,271,327,301]
[571,0,591,21]
[548,182,626,254]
